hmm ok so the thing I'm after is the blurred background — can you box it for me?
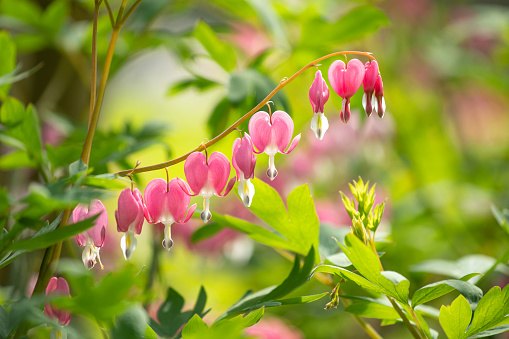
[1,0,509,337]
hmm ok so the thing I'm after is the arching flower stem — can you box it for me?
[116,51,376,177]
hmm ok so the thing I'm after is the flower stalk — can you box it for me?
[116,51,376,177]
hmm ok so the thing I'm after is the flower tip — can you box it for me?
[311,113,329,140]
[162,238,174,250]
[86,259,95,270]
[266,167,278,181]
[200,210,212,223]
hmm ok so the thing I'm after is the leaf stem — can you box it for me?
[116,51,376,176]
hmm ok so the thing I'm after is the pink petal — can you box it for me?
[76,233,85,247]
[217,177,236,197]
[248,111,272,152]
[184,152,209,194]
[132,188,145,235]
[45,277,71,326]
[281,133,301,154]
[208,152,231,195]
[328,59,365,99]
[178,203,197,224]
[270,110,294,152]
[72,204,88,224]
[374,74,384,96]
[328,60,346,97]
[88,199,107,247]
[363,60,379,92]
[309,70,329,114]
[115,188,140,233]
[176,177,195,196]
[167,178,192,222]
[343,59,365,98]
[232,134,256,180]
[144,178,168,224]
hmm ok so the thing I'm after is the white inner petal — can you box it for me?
[238,178,255,207]
[310,113,329,140]
[121,231,137,260]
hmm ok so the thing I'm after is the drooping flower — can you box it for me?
[328,59,365,123]
[73,200,107,270]
[362,60,379,117]
[144,178,197,250]
[309,70,330,140]
[232,133,256,207]
[115,188,145,260]
[44,277,71,327]
[248,110,301,180]
[181,151,235,222]
[373,75,386,118]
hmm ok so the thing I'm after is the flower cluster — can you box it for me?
[309,58,385,139]
[71,55,384,269]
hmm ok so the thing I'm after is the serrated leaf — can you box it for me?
[439,294,471,339]
[465,284,509,337]
[411,274,483,308]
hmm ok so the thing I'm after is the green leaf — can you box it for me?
[465,284,509,337]
[168,76,219,96]
[0,31,16,98]
[0,150,37,169]
[439,294,472,339]
[312,265,385,294]
[318,224,350,258]
[0,0,42,27]
[182,314,209,338]
[83,174,127,190]
[411,274,484,308]
[276,293,328,305]
[491,204,509,236]
[190,222,224,243]
[411,254,504,284]
[340,233,410,303]
[41,0,67,37]
[194,21,236,71]
[468,320,509,338]
[216,248,315,322]
[345,301,400,320]
[150,286,208,338]
[6,214,97,252]
[56,265,141,323]
[301,5,390,48]
[112,307,151,339]
[0,97,25,128]
[207,97,233,137]
[213,213,294,251]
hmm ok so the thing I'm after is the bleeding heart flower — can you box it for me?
[328,59,365,123]
[309,70,330,140]
[144,178,197,250]
[373,75,386,118]
[362,60,379,117]
[115,188,145,260]
[232,133,256,207]
[181,151,235,222]
[248,110,301,181]
[44,277,71,327]
[73,200,107,270]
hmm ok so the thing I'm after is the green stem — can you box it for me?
[81,27,120,165]
[116,51,375,176]
[88,1,100,127]
[367,236,424,339]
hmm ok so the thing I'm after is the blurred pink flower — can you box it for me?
[72,200,108,270]
[245,318,303,339]
[44,277,71,326]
